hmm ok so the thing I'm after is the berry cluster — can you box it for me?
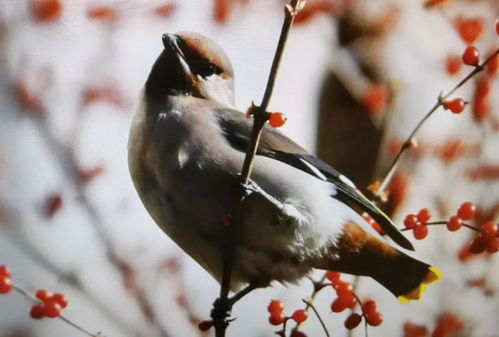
[30,289,69,319]
[326,272,383,329]
[0,266,13,294]
[266,299,309,337]
[403,208,431,240]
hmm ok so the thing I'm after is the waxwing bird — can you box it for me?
[128,32,441,301]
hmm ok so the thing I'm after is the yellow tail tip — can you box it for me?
[397,266,442,303]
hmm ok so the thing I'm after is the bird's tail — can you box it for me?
[315,223,441,301]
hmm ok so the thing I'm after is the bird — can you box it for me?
[128,31,440,302]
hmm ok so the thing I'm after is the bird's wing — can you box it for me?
[214,108,414,251]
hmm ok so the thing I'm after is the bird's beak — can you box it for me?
[162,33,191,77]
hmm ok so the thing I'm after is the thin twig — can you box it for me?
[212,1,306,337]
[400,221,481,232]
[302,298,331,337]
[32,111,170,337]
[376,48,499,198]
[12,285,103,337]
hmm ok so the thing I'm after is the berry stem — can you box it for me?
[302,298,331,337]
[400,221,480,232]
[375,48,499,199]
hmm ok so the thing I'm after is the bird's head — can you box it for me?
[145,32,235,106]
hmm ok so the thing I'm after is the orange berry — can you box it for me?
[292,309,308,323]
[443,98,465,114]
[267,300,284,314]
[268,112,287,128]
[481,221,498,237]
[457,202,476,220]
[446,54,462,76]
[31,0,62,23]
[455,17,484,44]
[269,312,286,326]
[446,216,463,232]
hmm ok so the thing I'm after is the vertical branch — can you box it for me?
[212,1,306,337]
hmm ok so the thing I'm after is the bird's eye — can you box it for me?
[191,61,223,78]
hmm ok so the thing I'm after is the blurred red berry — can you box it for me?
[294,1,337,25]
[455,17,484,44]
[292,309,308,323]
[366,311,383,326]
[417,208,431,223]
[153,4,176,18]
[331,298,348,313]
[446,216,463,232]
[486,237,498,253]
[269,312,286,326]
[469,236,487,254]
[41,300,61,318]
[269,112,287,128]
[87,6,117,22]
[31,0,62,23]
[326,271,341,284]
[30,304,44,319]
[214,0,231,24]
[0,266,11,278]
[267,300,284,314]
[472,76,491,121]
[413,224,428,240]
[362,300,377,315]
[0,277,12,294]
[363,84,388,116]
[51,293,68,308]
[496,20,499,36]
[481,221,498,237]
[457,202,476,220]
[404,214,419,229]
[432,313,463,337]
[198,320,213,331]
[345,313,362,329]
[446,54,462,76]
[335,281,353,296]
[486,50,498,76]
[404,322,428,337]
[35,289,52,301]
[424,0,449,9]
[443,98,465,114]
[462,46,480,66]
[290,330,308,337]
[45,194,63,218]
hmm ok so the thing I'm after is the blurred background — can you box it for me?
[0,0,498,336]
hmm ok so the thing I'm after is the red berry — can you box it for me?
[87,6,117,22]
[363,84,388,116]
[198,320,213,331]
[0,277,12,294]
[413,224,429,240]
[462,46,480,66]
[41,300,61,318]
[51,293,68,308]
[341,293,357,309]
[290,330,308,337]
[481,221,498,237]
[326,271,341,284]
[45,193,63,218]
[269,313,286,326]
[362,300,377,315]
[30,304,44,319]
[469,236,487,254]
[267,300,284,314]
[404,214,419,229]
[456,17,484,44]
[335,281,353,297]
[486,237,498,253]
[345,313,362,329]
[446,216,463,232]
[292,309,308,323]
[486,50,498,76]
[417,208,431,223]
[366,311,383,326]
[457,202,476,220]
[331,298,347,313]
[446,55,462,76]
[268,112,287,128]
[443,98,465,114]
[0,266,11,278]
[31,0,63,23]
[496,20,499,36]
[35,289,52,301]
